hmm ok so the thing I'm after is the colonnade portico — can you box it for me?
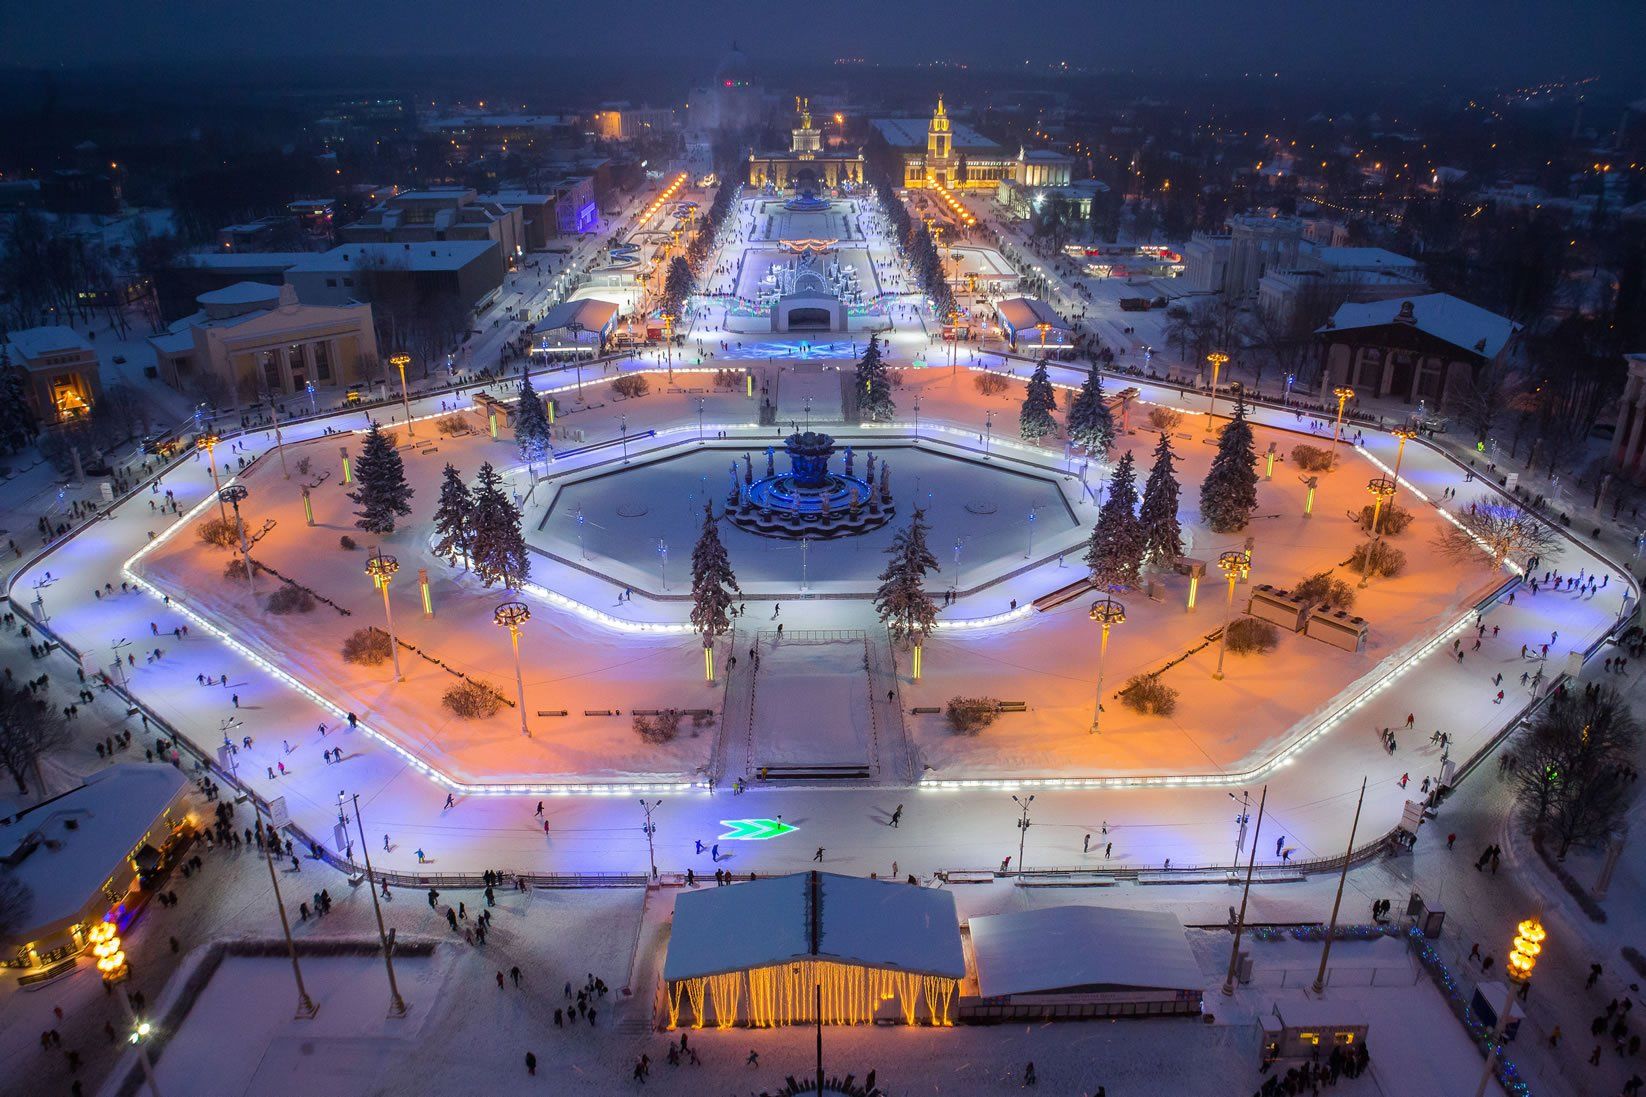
[1608,354,1646,476]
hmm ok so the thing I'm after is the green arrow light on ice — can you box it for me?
[718,818,798,841]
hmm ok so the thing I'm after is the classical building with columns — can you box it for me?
[148,282,378,405]
[1316,294,1520,410]
[747,98,864,191]
[1608,354,1646,477]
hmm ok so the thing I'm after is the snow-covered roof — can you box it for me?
[1320,293,1519,359]
[2,764,186,937]
[871,117,1001,152]
[291,241,498,273]
[995,296,1070,336]
[539,297,620,334]
[197,281,284,307]
[968,905,1203,998]
[664,872,963,982]
[1311,246,1421,272]
[6,325,93,361]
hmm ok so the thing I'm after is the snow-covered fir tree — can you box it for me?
[1198,391,1259,533]
[347,423,413,534]
[1085,449,1145,590]
[662,256,695,318]
[689,505,740,655]
[1019,358,1058,443]
[470,461,530,590]
[1137,431,1184,568]
[513,368,553,478]
[431,463,474,568]
[1065,362,1115,454]
[0,364,38,454]
[854,333,895,422]
[874,508,940,646]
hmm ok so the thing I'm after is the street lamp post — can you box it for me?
[1330,386,1355,462]
[1221,784,1269,996]
[1474,918,1545,1097]
[251,792,318,1018]
[197,432,225,521]
[112,638,131,688]
[1212,550,1251,680]
[1089,597,1126,733]
[1311,776,1368,994]
[913,394,922,440]
[1205,351,1229,431]
[984,409,994,459]
[494,601,532,738]
[1228,790,1252,870]
[1360,477,1397,589]
[365,552,402,681]
[662,313,675,381]
[262,390,290,479]
[619,414,629,463]
[1386,427,1418,522]
[1012,794,1034,874]
[349,792,408,1017]
[390,353,415,437]
[640,799,661,881]
[219,485,256,601]
[697,397,705,444]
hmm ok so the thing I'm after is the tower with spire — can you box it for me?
[926,96,955,187]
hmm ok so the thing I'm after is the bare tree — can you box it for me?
[1512,684,1638,856]
[0,876,34,942]
[1455,367,1514,444]
[0,685,71,797]
[1433,496,1560,569]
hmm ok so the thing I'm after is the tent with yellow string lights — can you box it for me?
[661,871,964,1028]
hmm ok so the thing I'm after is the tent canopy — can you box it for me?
[995,296,1070,338]
[968,905,1203,998]
[538,297,619,336]
[664,872,964,983]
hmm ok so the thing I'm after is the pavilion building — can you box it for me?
[1316,294,1520,410]
[747,98,864,191]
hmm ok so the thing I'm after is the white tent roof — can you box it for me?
[538,297,620,334]
[968,905,1203,998]
[995,296,1070,336]
[664,872,963,982]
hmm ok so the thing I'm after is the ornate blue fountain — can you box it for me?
[727,431,894,539]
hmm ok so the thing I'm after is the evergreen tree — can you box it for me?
[1137,431,1185,568]
[1085,449,1145,590]
[689,506,740,654]
[431,463,474,568]
[1019,358,1058,443]
[1199,391,1259,533]
[513,367,552,477]
[347,423,414,534]
[662,256,695,318]
[0,365,38,454]
[874,508,941,646]
[470,461,530,590]
[1065,362,1115,454]
[854,333,895,422]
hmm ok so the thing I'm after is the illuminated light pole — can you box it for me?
[1089,597,1126,733]
[1474,918,1545,1097]
[1386,426,1418,522]
[390,352,415,437]
[366,552,403,682]
[657,538,669,590]
[91,918,165,1097]
[219,485,257,601]
[350,792,408,1017]
[697,397,705,444]
[418,567,433,616]
[913,394,922,440]
[494,601,532,738]
[1012,794,1034,874]
[1024,508,1036,559]
[1301,474,1319,519]
[1329,386,1355,463]
[197,432,225,521]
[948,310,960,375]
[640,799,661,881]
[984,409,994,459]
[662,313,675,381]
[1204,351,1229,431]
[111,638,132,688]
[619,414,630,463]
[300,485,315,526]
[1222,784,1269,996]
[1212,549,1251,681]
[253,789,319,1018]
[1360,477,1397,589]
[340,445,353,484]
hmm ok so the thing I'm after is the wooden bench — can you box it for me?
[535,710,569,718]
[941,871,996,885]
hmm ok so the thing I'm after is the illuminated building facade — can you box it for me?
[872,99,1015,191]
[4,324,102,424]
[747,98,864,190]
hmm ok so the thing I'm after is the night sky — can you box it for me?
[2,0,1641,85]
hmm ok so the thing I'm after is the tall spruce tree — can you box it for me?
[662,256,694,318]
[874,508,940,646]
[0,365,38,453]
[854,333,895,422]
[1085,449,1145,590]
[1065,362,1115,454]
[1137,431,1185,568]
[1198,391,1259,533]
[689,506,740,661]
[348,423,414,534]
[1019,358,1058,442]
[431,463,474,567]
[513,368,553,478]
[470,461,530,590]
